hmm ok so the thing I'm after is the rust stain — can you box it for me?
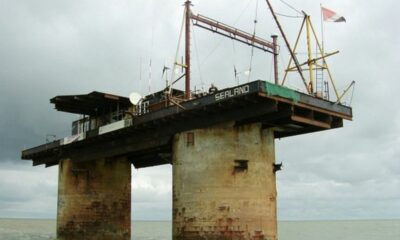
[173,123,277,240]
[57,158,131,240]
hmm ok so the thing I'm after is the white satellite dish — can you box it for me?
[243,70,251,76]
[129,92,142,105]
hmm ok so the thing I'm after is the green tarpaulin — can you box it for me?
[264,82,300,103]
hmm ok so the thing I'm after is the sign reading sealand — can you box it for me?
[215,85,250,101]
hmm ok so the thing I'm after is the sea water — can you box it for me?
[0,219,399,240]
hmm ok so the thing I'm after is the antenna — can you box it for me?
[148,59,152,94]
[129,92,143,105]
[162,65,170,88]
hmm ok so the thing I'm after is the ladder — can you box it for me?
[324,80,330,100]
[315,65,324,98]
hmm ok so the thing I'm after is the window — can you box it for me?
[234,160,248,172]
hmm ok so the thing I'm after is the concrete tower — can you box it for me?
[57,157,131,239]
[173,123,277,239]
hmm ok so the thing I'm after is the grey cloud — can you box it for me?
[0,162,58,218]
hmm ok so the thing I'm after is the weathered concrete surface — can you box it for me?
[57,157,131,240]
[173,122,277,240]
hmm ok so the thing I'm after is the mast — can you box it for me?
[184,0,192,99]
[320,3,327,99]
[305,14,314,93]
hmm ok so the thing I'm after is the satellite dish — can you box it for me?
[129,92,142,105]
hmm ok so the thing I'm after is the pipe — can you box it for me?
[271,35,279,84]
[184,1,192,99]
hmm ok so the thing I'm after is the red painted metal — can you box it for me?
[191,14,276,53]
[185,1,192,99]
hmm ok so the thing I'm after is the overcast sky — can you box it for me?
[0,0,399,221]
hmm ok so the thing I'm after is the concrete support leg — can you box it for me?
[57,157,131,240]
[173,122,277,240]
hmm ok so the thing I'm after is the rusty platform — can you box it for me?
[21,80,352,168]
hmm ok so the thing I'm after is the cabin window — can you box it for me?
[138,101,150,115]
[186,132,194,146]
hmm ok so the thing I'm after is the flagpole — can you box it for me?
[320,3,326,99]
[320,3,325,55]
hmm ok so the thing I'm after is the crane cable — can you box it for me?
[200,0,254,67]
[192,26,205,91]
[247,0,259,82]
[231,40,239,84]
[169,7,186,94]
[276,12,303,18]
[147,0,156,94]
[279,0,302,15]
[349,83,355,106]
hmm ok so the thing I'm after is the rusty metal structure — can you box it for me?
[190,14,276,53]
[185,1,192,99]
[21,1,353,240]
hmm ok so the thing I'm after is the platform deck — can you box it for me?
[21,80,352,168]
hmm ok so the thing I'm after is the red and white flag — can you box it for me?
[321,7,346,22]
